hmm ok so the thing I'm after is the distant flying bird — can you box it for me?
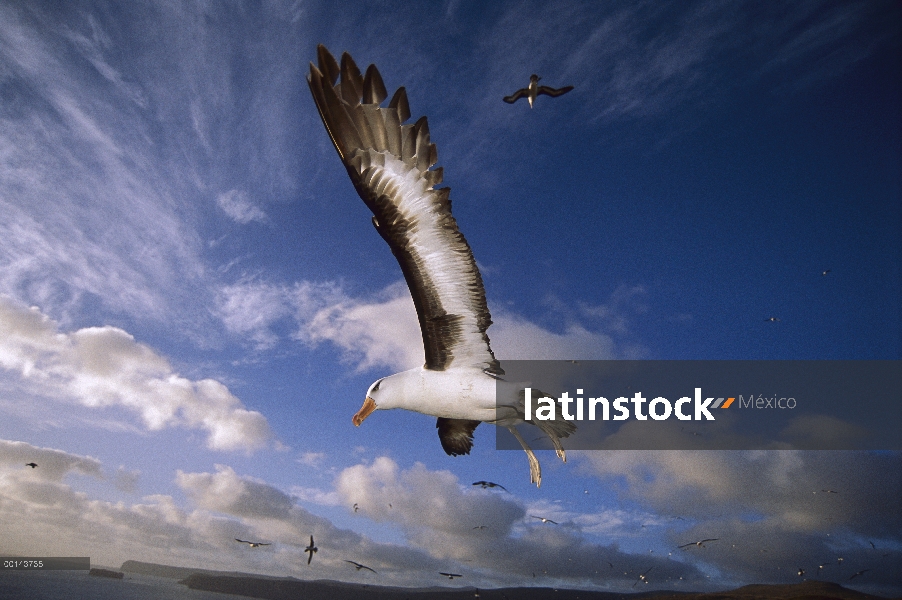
[868,541,876,549]
[353,503,359,512]
[530,515,558,524]
[308,45,575,487]
[440,572,463,579]
[821,269,831,276]
[679,538,718,549]
[633,567,653,588]
[304,536,317,564]
[798,567,805,577]
[473,525,488,530]
[235,539,270,548]
[25,463,37,468]
[820,489,839,494]
[765,317,780,322]
[345,560,377,574]
[849,569,871,580]
[503,74,574,108]
[472,481,508,492]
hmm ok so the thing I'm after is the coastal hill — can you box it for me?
[120,561,892,600]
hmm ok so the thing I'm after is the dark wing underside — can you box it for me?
[502,88,528,103]
[537,85,574,98]
[308,45,501,376]
[436,417,480,455]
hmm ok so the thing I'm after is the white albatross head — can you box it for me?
[353,375,403,426]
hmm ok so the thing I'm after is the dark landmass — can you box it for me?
[179,573,674,599]
[644,581,892,600]
[121,561,895,600]
[180,574,893,600]
[88,568,123,579]
[120,559,226,580]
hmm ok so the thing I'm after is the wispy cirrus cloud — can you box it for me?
[431,0,898,175]
[216,190,268,224]
[0,4,206,326]
[0,3,313,335]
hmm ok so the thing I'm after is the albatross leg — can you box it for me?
[535,422,567,463]
[507,426,542,487]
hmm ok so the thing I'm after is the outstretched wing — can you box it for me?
[503,88,528,103]
[308,45,502,375]
[536,85,574,98]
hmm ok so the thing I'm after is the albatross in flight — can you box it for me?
[503,74,574,108]
[472,480,508,492]
[235,539,270,548]
[307,45,575,487]
[304,535,317,564]
[678,538,718,549]
[345,560,377,574]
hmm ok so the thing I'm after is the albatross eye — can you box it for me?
[371,378,384,392]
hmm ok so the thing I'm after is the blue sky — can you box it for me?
[1,0,900,595]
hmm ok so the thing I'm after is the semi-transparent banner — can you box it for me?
[495,361,901,451]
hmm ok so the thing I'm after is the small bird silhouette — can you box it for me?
[679,538,718,549]
[25,463,38,468]
[849,569,871,580]
[345,560,377,573]
[765,317,781,322]
[472,481,508,492]
[440,572,463,579]
[304,535,317,564]
[235,539,270,548]
[503,75,573,108]
[530,515,558,524]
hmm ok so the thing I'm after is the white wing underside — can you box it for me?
[308,45,501,375]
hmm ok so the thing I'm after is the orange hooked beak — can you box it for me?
[353,396,377,426]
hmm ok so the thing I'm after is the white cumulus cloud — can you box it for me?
[0,295,272,452]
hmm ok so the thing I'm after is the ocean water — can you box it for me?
[0,569,246,600]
